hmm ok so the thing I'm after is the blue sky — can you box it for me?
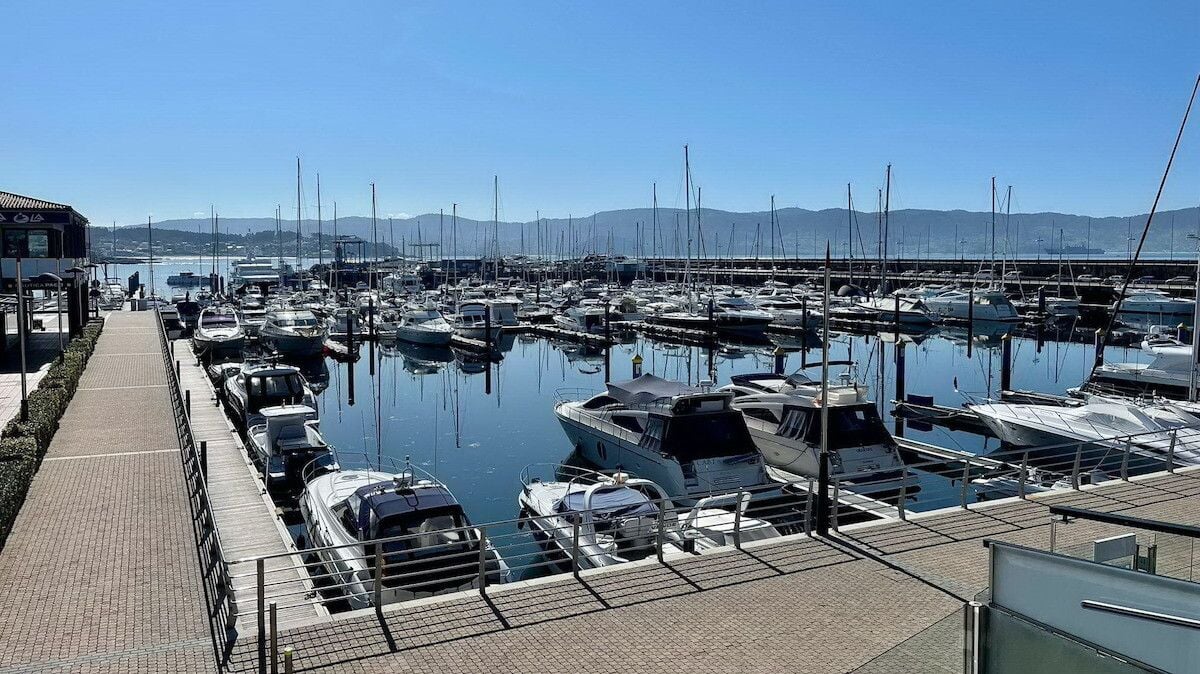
[4,1,1198,225]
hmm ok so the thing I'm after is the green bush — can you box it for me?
[0,321,105,550]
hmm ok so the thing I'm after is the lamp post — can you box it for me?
[36,272,64,359]
[65,266,86,330]
[15,258,27,421]
[83,263,99,318]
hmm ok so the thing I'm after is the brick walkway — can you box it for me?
[228,468,1200,674]
[0,311,216,673]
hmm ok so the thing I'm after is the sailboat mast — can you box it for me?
[882,165,891,292]
[296,157,302,271]
[493,175,499,281]
[370,182,378,290]
[847,183,854,286]
[316,173,323,271]
[990,176,997,281]
[684,144,692,294]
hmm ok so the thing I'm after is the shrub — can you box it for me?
[0,321,105,550]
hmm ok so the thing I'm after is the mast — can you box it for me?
[493,175,499,281]
[275,204,282,265]
[847,183,855,285]
[316,173,323,272]
[684,144,693,296]
[770,195,776,283]
[882,165,891,292]
[451,203,458,287]
[296,157,302,271]
[652,182,658,276]
[332,201,338,290]
[147,216,154,296]
[370,182,378,290]
[989,177,997,281]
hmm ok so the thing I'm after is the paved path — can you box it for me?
[0,310,216,673]
[229,468,1200,674]
[176,348,327,633]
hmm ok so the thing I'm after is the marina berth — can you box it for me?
[260,308,329,356]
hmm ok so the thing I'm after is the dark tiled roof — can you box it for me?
[0,190,71,210]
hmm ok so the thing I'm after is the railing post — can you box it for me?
[655,500,666,564]
[963,601,986,674]
[1071,443,1083,489]
[175,359,181,379]
[897,467,908,520]
[269,601,278,674]
[815,452,830,536]
[1121,437,1131,480]
[733,490,744,550]
[1167,429,1177,473]
[571,516,581,579]
[185,389,191,417]
[831,476,841,532]
[803,479,814,536]
[256,559,266,674]
[373,548,383,615]
[960,457,972,508]
[283,647,294,674]
[1018,452,1029,499]
[200,440,208,479]
[477,526,488,595]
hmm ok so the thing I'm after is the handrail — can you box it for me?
[154,309,235,644]
[1049,505,1200,540]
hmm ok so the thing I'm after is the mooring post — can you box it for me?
[816,451,830,536]
[773,346,786,375]
[894,342,906,438]
[1037,286,1046,315]
[200,440,208,479]
[632,354,643,378]
[1000,333,1012,392]
[185,389,191,417]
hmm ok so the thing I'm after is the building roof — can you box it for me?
[0,190,71,211]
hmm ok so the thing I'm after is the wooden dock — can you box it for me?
[175,344,328,633]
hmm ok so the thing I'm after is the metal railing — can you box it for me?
[154,310,236,647]
[228,471,814,670]
[814,421,1200,530]
[1048,505,1199,582]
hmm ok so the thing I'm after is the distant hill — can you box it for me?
[102,206,1200,258]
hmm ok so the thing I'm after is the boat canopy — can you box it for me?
[554,486,659,519]
[350,481,461,538]
[605,374,699,406]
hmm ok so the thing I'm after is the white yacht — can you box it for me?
[855,294,940,327]
[719,370,915,494]
[553,374,782,504]
[1114,290,1194,319]
[1089,346,1196,399]
[449,300,501,342]
[395,304,455,346]
[246,405,334,491]
[192,306,246,356]
[223,361,318,428]
[260,309,328,357]
[967,399,1200,469]
[518,466,779,569]
[922,289,1020,322]
[748,294,819,327]
[298,456,509,609]
[553,305,607,334]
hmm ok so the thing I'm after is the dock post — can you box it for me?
[1167,429,1177,473]
[1000,333,1012,393]
[632,354,643,378]
[175,359,181,379]
[368,297,376,377]
[185,389,191,417]
[963,601,986,674]
[801,295,808,329]
[815,451,830,536]
[603,304,611,382]
[269,602,278,674]
[200,440,208,479]
[1018,452,1028,499]
[1120,437,1131,480]
[283,647,294,674]
[1071,443,1082,489]
[773,346,786,375]
[897,466,908,520]
[733,491,744,549]
[484,304,493,353]
[373,548,383,616]
[894,342,906,438]
[1037,286,1046,315]
[655,500,665,563]
[571,517,581,578]
[959,457,972,508]
[477,526,489,595]
[893,294,901,340]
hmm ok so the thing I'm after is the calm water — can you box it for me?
[132,259,1157,521]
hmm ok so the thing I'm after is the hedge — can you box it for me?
[0,319,105,548]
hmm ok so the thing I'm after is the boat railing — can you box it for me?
[154,308,236,649]
[812,419,1200,530]
[227,474,816,671]
[553,387,600,404]
[553,402,643,445]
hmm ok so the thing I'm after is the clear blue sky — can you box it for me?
[4,1,1198,226]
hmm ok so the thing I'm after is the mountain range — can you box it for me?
[102,206,1200,258]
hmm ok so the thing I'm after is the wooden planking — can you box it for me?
[175,348,328,632]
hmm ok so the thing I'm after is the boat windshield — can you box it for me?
[248,373,305,398]
[376,506,470,553]
[642,412,757,461]
[779,404,892,450]
[202,314,238,327]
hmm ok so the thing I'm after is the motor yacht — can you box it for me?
[449,300,501,342]
[967,399,1200,470]
[192,306,246,357]
[246,405,335,491]
[518,465,780,569]
[223,361,318,428]
[854,294,940,327]
[553,374,782,504]
[553,305,607,334]
[1088,346,1196,399]
[260,309,328,357]
[395,303,455,346]
[298,455,509,609]
[922,289,1020,322]
[719,370,915,495]
[1114,290,1194,319]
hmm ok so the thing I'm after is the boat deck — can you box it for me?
[176,345,327,633]
[223,467,1200,673]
